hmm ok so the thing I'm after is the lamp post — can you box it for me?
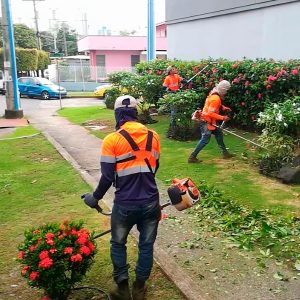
[1,0,23,118]
[147,0,155,62]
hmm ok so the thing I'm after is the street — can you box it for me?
[0,96,104,117]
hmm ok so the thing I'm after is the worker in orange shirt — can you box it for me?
[163,66,182,92]
[188,80,235,163]
[163,66,183,137]
[82,95,160,300]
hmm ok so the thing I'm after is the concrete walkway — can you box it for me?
[28,104,207,300]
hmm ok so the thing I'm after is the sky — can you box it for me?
[8,0,166,35]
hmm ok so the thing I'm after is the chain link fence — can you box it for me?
[47,65,135,91]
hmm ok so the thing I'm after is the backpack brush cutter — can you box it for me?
[82,177,201,239]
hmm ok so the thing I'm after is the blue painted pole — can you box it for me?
[4,0,21,111]
[147,0,155,62]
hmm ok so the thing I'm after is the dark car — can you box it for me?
[18,77,67,100]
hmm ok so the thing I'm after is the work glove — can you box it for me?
[82,193,99,209]
[223,115,230,122]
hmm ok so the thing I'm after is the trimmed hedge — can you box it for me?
[135,59,300,129]
[0,48,50,71]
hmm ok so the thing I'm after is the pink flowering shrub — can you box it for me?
[17,220,97,300]
[135,59,300,130]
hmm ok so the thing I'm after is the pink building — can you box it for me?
[77,24,167,79]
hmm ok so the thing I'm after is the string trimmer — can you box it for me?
[82,178,201,239]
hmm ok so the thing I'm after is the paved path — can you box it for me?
[0,97,206,300]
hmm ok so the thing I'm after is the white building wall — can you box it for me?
[167,2,300,60]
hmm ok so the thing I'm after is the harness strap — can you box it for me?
[117,129,155,174]
[118,129,140,151]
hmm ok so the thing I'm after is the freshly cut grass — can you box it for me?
[58,106,300,213]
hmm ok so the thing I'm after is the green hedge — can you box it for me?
[135,59,300,129]
[0,48,50,71]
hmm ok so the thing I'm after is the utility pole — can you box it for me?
[1,0,23,118]
[81,12,88,36]
[23,0,44,50]
[49,9,58,52]
[62,22,68,56]
[147,0,155,62]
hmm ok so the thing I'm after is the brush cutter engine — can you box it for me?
[167,178,200,211]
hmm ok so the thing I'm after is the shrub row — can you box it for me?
[134,59,300,129]
[0,48,50,71]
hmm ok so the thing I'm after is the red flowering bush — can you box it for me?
[17,220,97,300]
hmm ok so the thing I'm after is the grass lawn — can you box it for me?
[0,126,184,300]
[58,106,300,214]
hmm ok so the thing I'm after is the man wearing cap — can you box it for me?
[83,95,161,300]
[188,80,235,163]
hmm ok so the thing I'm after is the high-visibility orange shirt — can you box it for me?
[163,74,182,91]
[201,93,226,130]
[93,121,160,205]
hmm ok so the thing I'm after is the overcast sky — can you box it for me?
[8,0,166,35]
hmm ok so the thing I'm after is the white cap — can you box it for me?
[114,95,138,110]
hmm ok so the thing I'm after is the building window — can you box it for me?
[131,55,140,67]
[96,55,105,67]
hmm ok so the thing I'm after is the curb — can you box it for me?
[40,130,210,300]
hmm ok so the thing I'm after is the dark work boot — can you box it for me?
[132,279,147,300]
[110,279,131,300]
[223,152,235,159]
[188,154,202,163]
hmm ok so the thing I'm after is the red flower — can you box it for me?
[60,224,66,231]
[49,248,57,254]
[33,230,40,234]
[18,251,25,259]
[29,245,36,252]
[292,69,299,75]
[232,78,239,84]
[41,296,52,300]
[76,236,88,245]
[29,271,39,281]
[45,233,55,239]
[87,241,95,252]
[21,266,30,275]
[46,239,55,246]
[39,250,49,260]
[241,102,246,106]
[80,245,91,256]
[232,63,238,69]
[219,78,223,82]
[70,228,78,235]
[266,84,272,90]
[212,67,217,73]
[70,254,83,263]
[38,257,53,269]
[244,81,250,87]
[267,75,277,82]
[156,70,162,75]
[251,116,257,121]
[64,247,73,255]
[257,93,262,99]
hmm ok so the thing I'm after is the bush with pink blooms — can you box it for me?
[17,220,97,300]
[135,59,300,130]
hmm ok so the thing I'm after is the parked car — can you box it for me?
[0,71,6,95]
[18,77,67,100]
[94,84,128,98]
[94,84,113,98]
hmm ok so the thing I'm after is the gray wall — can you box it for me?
[166,0,300,60]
